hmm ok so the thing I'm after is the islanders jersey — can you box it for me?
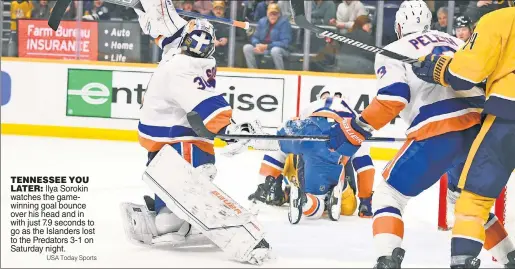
[138,51,232,154]
[361,30,485,141]
[447,7,515,120]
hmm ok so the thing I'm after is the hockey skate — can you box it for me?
[288,182,306,224]
[326,173,348,221]
[326,184,343,221]
[374,247,405,269]
[266,175,288,206]
[247,238,274,265]
[248,179,270,204]
[450,256,481,269]
[504,250,515,268]
[120,197,203,246]
[120,201,158,245]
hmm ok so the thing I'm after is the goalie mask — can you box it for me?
[180,19,216,58]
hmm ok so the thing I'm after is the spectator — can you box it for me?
[212,1,230,66]
[243,3,292,70]
[337,14,375,74]
[253,0,275,22]
[32,0,52,19]
[464,0,508,25]
[63,1,92,20]
[193,0,213,15]
[179,0,197,21]
[453,15,473,42]
[329,0,368,33]
[83,0,110,20]
[432,7,448,32]
[8,0,33,56]
[10,0,33,31]
[311,0,337,26]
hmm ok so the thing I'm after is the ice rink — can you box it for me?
[1,135,511,268]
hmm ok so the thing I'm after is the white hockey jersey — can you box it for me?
[138,50,232,153]
[361,30,485,141]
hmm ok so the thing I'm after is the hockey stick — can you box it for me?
[289,1,418,65]
[186,111,406,142]
[48,0,72,30]
[48,0,250,31]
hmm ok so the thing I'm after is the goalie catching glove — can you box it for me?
[133,0,187,38]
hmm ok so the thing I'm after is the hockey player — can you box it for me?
[255,94,375,223]
[324,1,488,267]
[412,4,515,268]
[252,90,375,218]
[453,15,473,42]
[119,0,272,265]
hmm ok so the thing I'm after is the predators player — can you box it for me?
[250,91,375,219]
[412,4,515,269]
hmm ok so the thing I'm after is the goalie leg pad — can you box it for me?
[142,144,272,264]
[120,202,158,245]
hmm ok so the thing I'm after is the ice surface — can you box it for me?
[1,135,510,268]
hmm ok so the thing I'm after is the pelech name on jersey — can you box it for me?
[408,33,458,50]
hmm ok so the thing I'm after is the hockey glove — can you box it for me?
[411,54,452,87]
[134,0,186,38]
[328,118,371,157]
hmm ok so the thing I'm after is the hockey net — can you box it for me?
[438,172,515,241]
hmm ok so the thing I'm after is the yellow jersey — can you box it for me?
[448,7,515,120]
[10,1,33,30]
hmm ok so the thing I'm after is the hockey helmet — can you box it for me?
[395,0,432,39]
[454,15,473,31]
[180,19,216,58]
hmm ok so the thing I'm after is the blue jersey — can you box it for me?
[259,97,374,196]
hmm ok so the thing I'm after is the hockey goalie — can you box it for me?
[118,0,272,264]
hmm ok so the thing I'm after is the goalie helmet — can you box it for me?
[395,0,432,39]
[180,19,216,58]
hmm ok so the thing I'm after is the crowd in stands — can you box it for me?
[4,0,511,73]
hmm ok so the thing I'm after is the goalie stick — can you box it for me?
[186,111,406,142]
[48,0,250,31]
[289,0,418,65]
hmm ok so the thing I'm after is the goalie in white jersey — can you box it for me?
[119,1,272,264]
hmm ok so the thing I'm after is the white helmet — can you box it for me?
[395,0,432,39]
[180,19,216,58]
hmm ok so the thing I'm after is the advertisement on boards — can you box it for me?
[67,68,286,127]
[17,20,98,60]
[216,75,285,128]
[97,21,141,63]
[299,75,409,138]
[67,69,150,120]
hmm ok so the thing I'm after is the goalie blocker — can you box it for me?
[142,144,272,264]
